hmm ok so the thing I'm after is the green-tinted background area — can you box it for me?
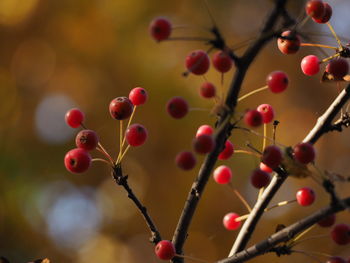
[0,0,349,262]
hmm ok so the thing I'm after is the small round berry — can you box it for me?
[185,50,210,75]
[266,71,289,93]
[318,214,336,228]
[277,30,301,54]
[244,109,263,127]
[65,108,84,128]
[149,17,172,42]
[326,256,347,263]
[218,140,234,160]
[212,51,233,73]
[223,212,241,230]
[64,148,92,174]
[331,224,350,245]
[166,96,189,119]
[293,142,316,164]
[175,151,197,170]
[259,162,273,173]
[326,58,349,79]
[129,87,148,106]
[261,145,283,169]
[200,82,216,98]
[301,55,320,76]
[313,2,332,23]
[193,134,215,154]
[257,104,275,124]
[155,240,176,260]
[125,123,148,147]
[109,97,134,120]
[306,0,325,20]
[250,169,271,189]
[213,165,232,184]
[75,129,99,151]
[296,187,316,206]
[196,124,214,138]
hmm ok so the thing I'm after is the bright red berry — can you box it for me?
[326,256,346,263]
[293,142,316,164]
[250,169,271,189]
[196,124,214,138]
[306,0,325,20]
[223,212,241,230]
[331,224,350,245]
[313,2,332,23]
[213,165,232,184]
[257,104,275,124]
[175,151,197,170]
[318,214,336,227]
[65,108,84,128]
[218,140,234,160]
[261,145,283,169]
[326,58,349,79]
[125,123,148,147]
[212,51,233,73]
[64,148,92,174]
[149,17,172,42]
[260,162,273,173]
[277,30,301,54]
[166,96,189,119]
[200,82,216,98]
[129,87,148,106]
[244,109,263,127]
[266,71,289,93]
[155,240,176,260]
[185,50,210,75]
[75,129,99,151]
[193,134,215,154]
[296,187,316,206]
[301,55,320,76]
[109,97,134,120]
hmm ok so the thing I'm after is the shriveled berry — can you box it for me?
[129,87,148,106]
[65,108,84,128]
[125,123,148,147]
[318,214,336,227]
[109,97,134,120]
[196,124,214,138]
[326,58,349,79]
[64,148,91,174]
[331,224,350,245]
[293,142,316,164]
[193,134,215,154]
[313,2,332,23]
[306,0,325,20]
[218,140,234,160]
[212,51,232,73]
[244,109,263,127]
[262,145,282,169]
[213,165,232,184]
[277,30,301,54]
[185,50,210,75]
[200,82,216,98]
[326,256,346,263]
[301,55,320,76]
[266,71,289,93]
[155,240,176,260]
[257,104,275,124]
[250,169,271,189]
[223,212,241,230]
[166,96,189,119]
[75,129,99,151]
[260,162,273,173]
[175,151,197,170]
[296,187,315,206]
[149,17,172,42]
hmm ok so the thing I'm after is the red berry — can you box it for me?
[301,55,320,76]
[213,165,232,184]
[257,104,275,124]
[200,82,216,98]
[261,145,283,169]
[326,256,346,263]
[326,58,349,79]
[129,87,148,106]
[331,224,350,245]
[64,148,91,174]
[250,169,271,189]
[277,30,301,54]
[318,214,336,227]
[306,0,325,20]
[175,151,197,170]
[109,97,134,120]
[266,71,289,93]
[196,124,214,138]
[65,108,84,128]
[125,123,148,147]
[149,17,171,42]
[155,240,176,260]
[313,2,332,23]
[260,162,273,173]
[212,51,233,73]
[75,129,99,151]
[223,212,241,230]
[296,187,315,206]
[293,142,316,164]
[185,50,210,75]
[218,140,234,160]
[193,134,215,154]
[166,96,189,119]
[244,109,263,127]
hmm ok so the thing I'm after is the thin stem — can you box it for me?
[264,199,296,212]
[237,86,268,102]
[291,249,333,259]
[122,106,137,149]
[118,120,123,160]
[291,250,323,263]
[228,183,252,212]
[262,123,267,151]
[326,22,343,49]
[92,158,112,165]
[118,144,131,163]
[300,43,338,50]
[321,53,340,63]
[289,224,315,243]
[96,146,114,164]
[175,254,211,263]
[291,234,329,247]
[234,149,261,158]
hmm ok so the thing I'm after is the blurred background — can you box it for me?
[0,0,350,262]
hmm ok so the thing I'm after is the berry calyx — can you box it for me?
[75,129,99,151]
[331,224,350,245]
[64,148,92,174]
[250,169,271,189]
[196,124,214,138]
[301,55,320,76]
[199,82,216,98]
[293,142,316,164]
[306,0,325,20]
[259,162,273,173]
[318,214,336,228]
[185,50,210,75]
[257,104,275,124]
[266,71,289,93]
[244,109,263,127]
[296,187,316,206]
[218,140,234,160]
[175,151,197,170]
[125,123,148,147]
[326,256,346,263]
[149,17,172,42]
[277,30,301,54]
[155,240,176,260]
[166,96,189,119]
[213,165,232,184]
[212,50,233,73]
[65,108,84,128]
[193,134,215,154]
[129,87,148,106]
[326,58,349,79]
[261,145,283,169]
[313,2,332,23]
[109,97,134,120]
[223,212,241,230]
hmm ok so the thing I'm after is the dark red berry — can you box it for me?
[293,142,316,164]
[277,30,301,54]
[257,104,275,124]
[213,165,232,184]
[149,17,171,42]
[306,0,325,20]
[318,214,336,227]
[260,162,273,173]
[212,50,233,73]
[64,148,91,174]
[109,97,134,120]
[218,140,234,160]
[75,129,99,151]
[166,96,189,119]
[65,108,84,128]
[125,123,148,147]
[250,169,271,189]
[301,55,320,76]
[129,87,148,106]
[185,50,210,75]
[331,224,350,245]
[175,151,197,170]
[313,2,332,23]
[155,240,176,260]
[296,187,316,206]
[261,145,283,169]
[193,134,215,154]
[196,124,213,138]
[200,82,216,98]
[326,58,349,79]
[223,212,241,230]
[244,109,263,127]
[266,71,289,93]
[326,256,346,263]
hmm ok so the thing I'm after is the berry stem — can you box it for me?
[290,250,323,263]
[234,149,261,158]
[326,22,343,50]
[291,249,333,259]
[237,85,268,102]
[118,144,131,163]
[290,234,329,247]
[262,123,267,151]
[228,183,252,212]
[118,120,123,160]
[118,106,137,162]
[175,253,210,263]
[92,158,112,165]
[321,52,340,63]
[96,146,114,165]
[300,43,338,50]
[264,199,296,212]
